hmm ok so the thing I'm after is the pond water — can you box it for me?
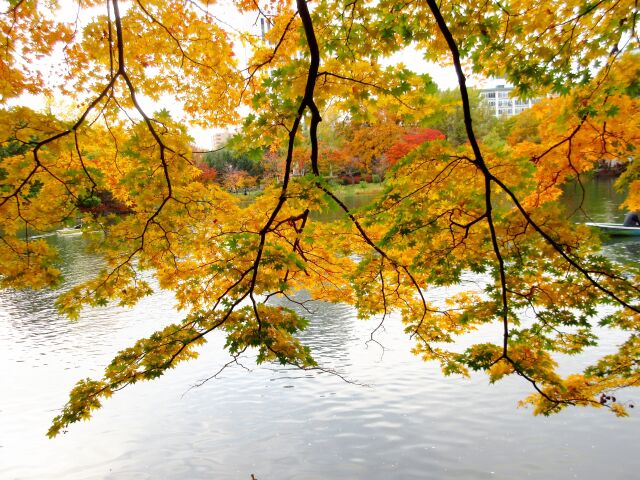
[0,177,638,479]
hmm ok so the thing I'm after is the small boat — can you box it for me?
[585,222,640,237]
[56,225,83,236]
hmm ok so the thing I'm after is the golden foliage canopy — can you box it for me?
[0,0,639,436]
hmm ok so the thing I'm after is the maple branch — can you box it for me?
[300,3,439,337]
[240,11,298,101]
[112,0,172,195]
[317,71,417,110]
[426,0,640,316]
[184,0,244,34]
[57,0,205,304]
[415,21,507,347]
[530,116,588,164]
[491,174,640,312]
[185,346,252,392]
[74,130,97,192]
[365,258,388,355]
[342,0,359,48]
[106,0,114,77]
[242,0,320,324]
[191,145,227,154]
[311,72,448,338]
[0,69,118,208]
[110,0,204,257]
[370,155,464,214]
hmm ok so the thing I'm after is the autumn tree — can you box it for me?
[222,167,257,192]
[196,164,218,184]
[385,127,446,166]
[429,88,499,146]
[261,149,285,183]
[340,121,404,176]
[0,0,639,437]
[204,148,263,179]
[324,143,361,182]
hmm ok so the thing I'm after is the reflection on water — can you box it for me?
[1,179,639,479]
[269,291,358,364]
[601,237,640,265]
[314,190,381,222]
[563,176,627,223]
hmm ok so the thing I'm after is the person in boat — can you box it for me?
[623,211,640,227]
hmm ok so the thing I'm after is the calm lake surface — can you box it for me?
[1,177,638,479]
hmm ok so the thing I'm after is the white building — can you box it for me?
[478,79,540,117]
[211,129,236,149]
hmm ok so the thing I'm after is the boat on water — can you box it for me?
[585,222,640,237]
[56,225,83,236]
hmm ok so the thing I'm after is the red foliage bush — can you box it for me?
[386,128,445,165]
[198,165,218,183]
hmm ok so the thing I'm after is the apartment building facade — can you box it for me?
[478,80,540,117]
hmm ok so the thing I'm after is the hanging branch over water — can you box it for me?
[0,0,638,435]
